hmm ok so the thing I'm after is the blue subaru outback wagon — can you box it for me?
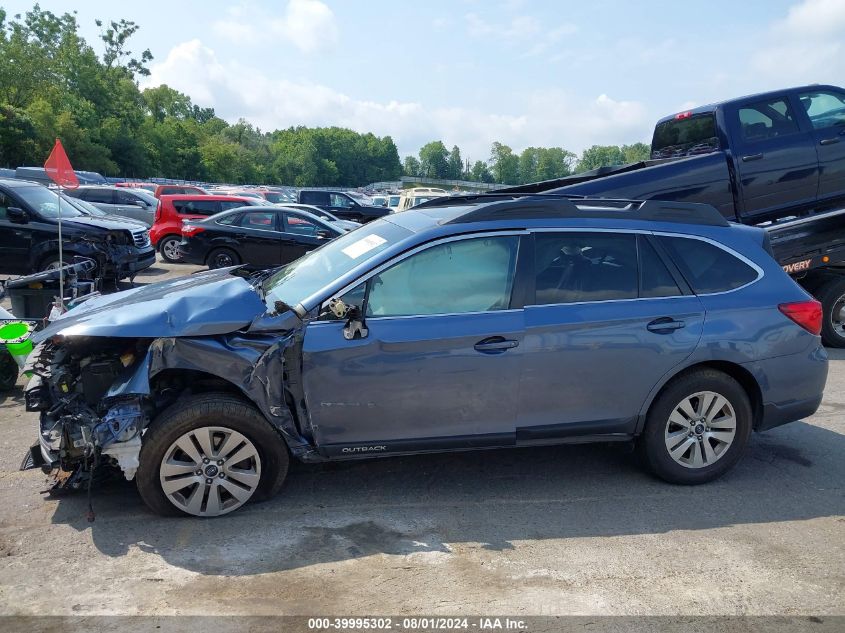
[24,195,828,517]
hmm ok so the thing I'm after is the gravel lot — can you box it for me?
[0,257,843,618]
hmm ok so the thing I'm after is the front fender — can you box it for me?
[107,332,314,457]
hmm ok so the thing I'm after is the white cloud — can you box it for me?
[751,0,845,84]
[212,0,337,53]
[464,12,576,57]
[142,40,649,159]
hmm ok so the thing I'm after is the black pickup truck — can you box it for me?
[500,84,845,346]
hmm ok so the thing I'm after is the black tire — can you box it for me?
[136,392,289,517]
[158,235,182,263]
[638,368,752,485]
[816,275,845,348]
[0,351,18,392]
[206,247,241,269]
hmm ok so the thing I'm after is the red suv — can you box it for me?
[150,195,258,262]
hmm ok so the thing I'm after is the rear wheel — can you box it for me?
[206,247,241,269]
[158,235,182,263]
[816,275,845,348]
[639,369,752,485]
[136,393,289,517]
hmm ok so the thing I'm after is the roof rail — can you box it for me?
[425,194,729,227]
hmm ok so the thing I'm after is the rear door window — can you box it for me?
[239,211,279,230]
[639,236,682,298]
[299,191,325,205]
[83,188,115,204]
[657,236,758,293]
[533,232,638,304]
[172,200,219,216]
[737,98,800,142]
[651,113,719,158]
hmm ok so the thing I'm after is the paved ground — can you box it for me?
[0,257,843,617]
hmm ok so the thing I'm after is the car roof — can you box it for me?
[655,83,842,126]
[160,194,254,200]
[0,178,41,188]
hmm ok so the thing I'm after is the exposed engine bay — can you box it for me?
[24,337,150,492]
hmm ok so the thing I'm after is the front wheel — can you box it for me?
[816,276,845,348]
[639,369,752,485]
[158,235,182,263]
[136,393,289,517]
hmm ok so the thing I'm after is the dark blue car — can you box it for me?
[24,196,828,517]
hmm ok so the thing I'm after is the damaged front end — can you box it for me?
[20,267,316,500]
[23,337,148,491]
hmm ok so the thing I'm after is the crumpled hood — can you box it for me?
[33,268,268,342]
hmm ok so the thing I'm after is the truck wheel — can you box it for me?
[816,276,845,348]
[206,247,241,269]
[158,236,182,263]
[638,369,752,485]
[136,393,289,517]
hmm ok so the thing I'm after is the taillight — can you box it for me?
[181,224,205,236]
[779,300,822,335]
[154,201,161,222]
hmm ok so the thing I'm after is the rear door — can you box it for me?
[232,209,282,268]
[726,95,819,218]
[794,88,845,201]
[518,231,704,439]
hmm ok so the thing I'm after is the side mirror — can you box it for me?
[316,229,332,239]
[328,297,368,340]
[6,207,28,224]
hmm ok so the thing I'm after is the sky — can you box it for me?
[4,0,845,161]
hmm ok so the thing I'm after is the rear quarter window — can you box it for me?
[657,236,758,294]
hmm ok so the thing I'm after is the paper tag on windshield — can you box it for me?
[342,234,387,259]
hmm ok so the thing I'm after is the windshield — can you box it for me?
[60,193,105,216]
[134,190,158,206]
[16,185,83,218]
[651,113,719,158]
[263,220,412,309]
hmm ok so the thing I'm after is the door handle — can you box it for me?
[234,233,247,239]
[647,317,685,333]
[474,336,519,354]
[742,153,764,162]
[820,138,840,146]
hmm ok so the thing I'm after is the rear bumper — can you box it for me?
[745,342,828,432]
[177,239,207,265]
[758,395,824,432]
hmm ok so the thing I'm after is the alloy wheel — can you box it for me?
[664,391,736,469]
[831,293,845,337]
[158,426,261,517]
[161,239,181,261]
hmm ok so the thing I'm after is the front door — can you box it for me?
[0,189,30,274]
[302,234,525,454]
[728,95,819,219]
[280,211,331,264]
[518,232,704,438]
[795,88,845,201]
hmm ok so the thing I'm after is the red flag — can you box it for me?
[44,139,79,189]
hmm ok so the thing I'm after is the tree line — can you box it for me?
[402,140,651,185]
[0,5,651,187]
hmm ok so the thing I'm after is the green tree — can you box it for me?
[490,142,519,184]
[403,155,421,177]
[575,145,626,173]
[418,140,449,178]
[469,160,494,183]
[622,142,651,164]
[447,145,463,180]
